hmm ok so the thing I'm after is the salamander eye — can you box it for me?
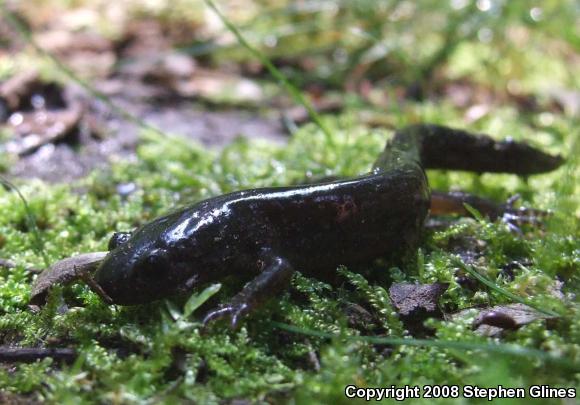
[108,232,132,250]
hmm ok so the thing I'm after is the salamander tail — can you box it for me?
[388,124,564,175]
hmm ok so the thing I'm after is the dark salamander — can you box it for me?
[93,124,563,327]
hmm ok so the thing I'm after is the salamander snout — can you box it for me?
[94,238,176,305]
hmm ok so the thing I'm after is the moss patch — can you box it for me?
[0,105,578,402]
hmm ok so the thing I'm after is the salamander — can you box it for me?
[31,124,564,327]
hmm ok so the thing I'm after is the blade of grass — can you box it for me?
[452,257,561,317]
[462,203,484,222]
[0,176,49,267]
[270,321,579,370]
[204,0,336,149]
[183,283,221,318]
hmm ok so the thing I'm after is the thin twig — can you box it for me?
[0,347,76,363]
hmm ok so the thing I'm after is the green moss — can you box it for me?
[0,1,579,402]
[0,102,577,401]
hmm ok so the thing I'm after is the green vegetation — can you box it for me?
[0,0,578,403]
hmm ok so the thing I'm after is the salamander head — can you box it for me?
[93,212,199,305]
[94,198,235,305]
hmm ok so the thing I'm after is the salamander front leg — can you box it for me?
[203,255,294,329]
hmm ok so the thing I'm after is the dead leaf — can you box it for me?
[0,70,41,112]
[34,30,115,77]
[5,100,83,156]
[454,303,557,337]
[389,282,449,316]
[389,282,449,335]
[30,251,108,307]
[0,71,86,155]
[174,69,264,104]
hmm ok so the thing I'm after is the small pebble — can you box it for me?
[116,182,137,198]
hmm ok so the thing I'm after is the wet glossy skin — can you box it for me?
[95,165,429,304]
[93,124,563,325]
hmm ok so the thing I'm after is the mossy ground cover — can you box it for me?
[0,1,579,403]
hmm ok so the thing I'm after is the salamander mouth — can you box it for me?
[93,248,140,304]
[93,246,179,305]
